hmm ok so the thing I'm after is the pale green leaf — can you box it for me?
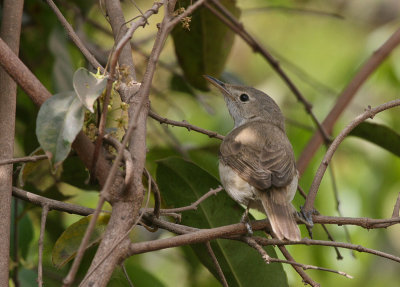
[36,91,85,167]
[73,67,107,112]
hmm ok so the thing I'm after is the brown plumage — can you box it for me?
[205,75,301,241]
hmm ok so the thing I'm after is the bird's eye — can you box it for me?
[239,93,249,102]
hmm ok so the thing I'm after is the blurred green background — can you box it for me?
[8,0,400,286]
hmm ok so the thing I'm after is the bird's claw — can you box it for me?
[298,206,314,227]
[298,206,315,238]
[245,222,253,236]
[240,207,253,236]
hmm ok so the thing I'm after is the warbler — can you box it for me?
[206,75,301,241]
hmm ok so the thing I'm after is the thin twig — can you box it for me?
[206,0,331,144]
[0,155,48,166]
[148,110,224,140]
[45,0,104,72]
[328,163,355,258]
[121,262,134,287]
[320,224,343,260]
[244,237,352,280]
[277,246,320,286]
[205,242,228,287]
[254,237,400,264]
[303,99,400,215]
[37,204,49,287]
[162,187,222,213]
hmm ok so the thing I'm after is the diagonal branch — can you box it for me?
[302,99,400,215]
[297,27,400,174]
[45,0,104,72]
[205,242,229,287]
[148,109,224,140]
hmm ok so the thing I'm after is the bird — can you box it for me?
[205,75,301,241]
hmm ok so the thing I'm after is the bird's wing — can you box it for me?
[219,121,296,190]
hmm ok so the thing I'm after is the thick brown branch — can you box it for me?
[0,0,24,282]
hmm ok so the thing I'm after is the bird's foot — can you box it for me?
[298,206,315,238]
[240,207,253,236]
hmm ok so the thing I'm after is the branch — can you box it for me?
[162,187,223,213]
[245,237,352,280]
[13,185,400,273]
[12,187,97,216]
[37,204,49,287]
[0,0,24,283]
[205,242,228,287]
[254,237,400,264]
[313,214,400,229]
[148,109,224,140]
[303,99,400,214]
[297,27,400,174]
[45,0,104,72]
[0,155,48,166]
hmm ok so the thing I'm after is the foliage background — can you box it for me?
[7,0,400,286]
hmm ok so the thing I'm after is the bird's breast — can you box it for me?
[219,161,256,206]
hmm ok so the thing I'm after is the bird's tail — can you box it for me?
[258,189,301,241]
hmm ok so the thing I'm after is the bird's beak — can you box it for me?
[203,75,230,96]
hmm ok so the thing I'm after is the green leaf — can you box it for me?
[36,91,85,167]
[349,122,400,157]
[171,0,240,91]
[73,67,107,113]
[52,213,110,268]
[156,157,288,287]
